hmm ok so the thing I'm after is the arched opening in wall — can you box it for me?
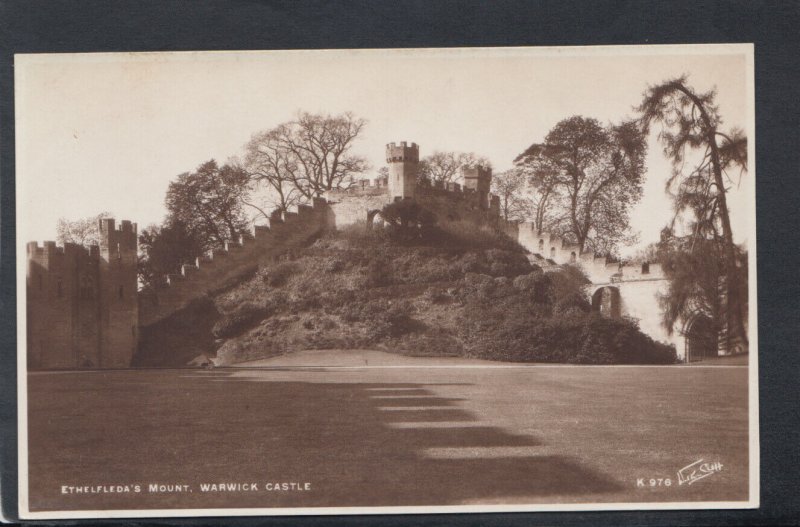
[591,286,621,318]
[550,247,556,259]
[538,239,544,252]
[684,313,717,362]
[366,209,380,230]
[570,251,576,263]
[642,262,650,274]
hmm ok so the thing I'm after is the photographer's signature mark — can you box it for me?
[677,459,723,486]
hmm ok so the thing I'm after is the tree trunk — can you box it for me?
[681,85,749,350]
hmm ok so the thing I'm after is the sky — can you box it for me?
[15,45,754,256]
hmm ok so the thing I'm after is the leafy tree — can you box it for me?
[55,211,114,246]
[515,116,646,255]
[490,168,532,222]
[655,232,724,337]
[418,151,492,185]
[165,159,250,252]
[638,75,748,347]
[137,221,204,288]
[629,240,660,265]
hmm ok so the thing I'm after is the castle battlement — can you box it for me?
[462,165,492,195]
[516,222,665,284]
[139,197,332,328]
[386,141,419,163]
[99,218,138,252]
[26,219,139,370]
[324,141,503,227]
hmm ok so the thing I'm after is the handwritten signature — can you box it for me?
[677,459,723,486]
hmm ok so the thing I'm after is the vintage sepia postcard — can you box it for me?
[15,44,758,519]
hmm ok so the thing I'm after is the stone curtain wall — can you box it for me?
[512,222,689,358]
[324,184,390,229]
[26,220,139,369]
[27,140,741,368]
[138,198,333,328]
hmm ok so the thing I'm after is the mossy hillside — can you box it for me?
[205,221,676,366]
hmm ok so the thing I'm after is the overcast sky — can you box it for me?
[16,45,753,256]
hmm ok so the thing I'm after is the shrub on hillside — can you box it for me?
[483,248,533,277]
[263,261,300,287]
[433,220,525,253]
[511,270,550,303]
[212,301,271,339]
[424,286,450,304]
[381,201,437,240]
[455,266,676,364]
[358,299,423,342]
[574,316,678,364]
[364,257,393,288]
[461,309,677,364]
[336,222,390,246]
[323,256,346,273]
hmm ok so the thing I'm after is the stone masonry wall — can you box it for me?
[26,220,138,369]
[138,197,332,328]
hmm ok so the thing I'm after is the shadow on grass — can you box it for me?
[27,370,622,511]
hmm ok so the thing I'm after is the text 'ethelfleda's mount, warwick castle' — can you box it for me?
[26,141,746,370]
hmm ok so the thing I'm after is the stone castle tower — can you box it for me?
[386,141,419,200]
[462,165,492,210]
[27,219,138,369]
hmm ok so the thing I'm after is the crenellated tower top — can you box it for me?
[386,141,419,200]
[386,141,419,163]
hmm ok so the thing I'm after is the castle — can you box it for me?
[324,141,503,228]
[26,141,745,369]
[26,219,138,369]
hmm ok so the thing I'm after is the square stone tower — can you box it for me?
[462,165,492,209]
[386,141,419,200]
[98,218,139,368]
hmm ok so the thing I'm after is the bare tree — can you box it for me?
[242,126,303,215]
[490,168,532,223]
[515,116,646,255]
[638,75,748,347]
[518,162,567,234]
[56,211,114,246]
[273,112,369,198]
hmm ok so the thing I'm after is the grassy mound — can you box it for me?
[183,219,676,366]
[134,214,676,367]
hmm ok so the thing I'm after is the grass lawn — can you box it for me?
[26,350,750,512]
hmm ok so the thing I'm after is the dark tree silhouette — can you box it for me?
[638,75,748,348]
[165,159,250,253]
[137,221,204,288]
